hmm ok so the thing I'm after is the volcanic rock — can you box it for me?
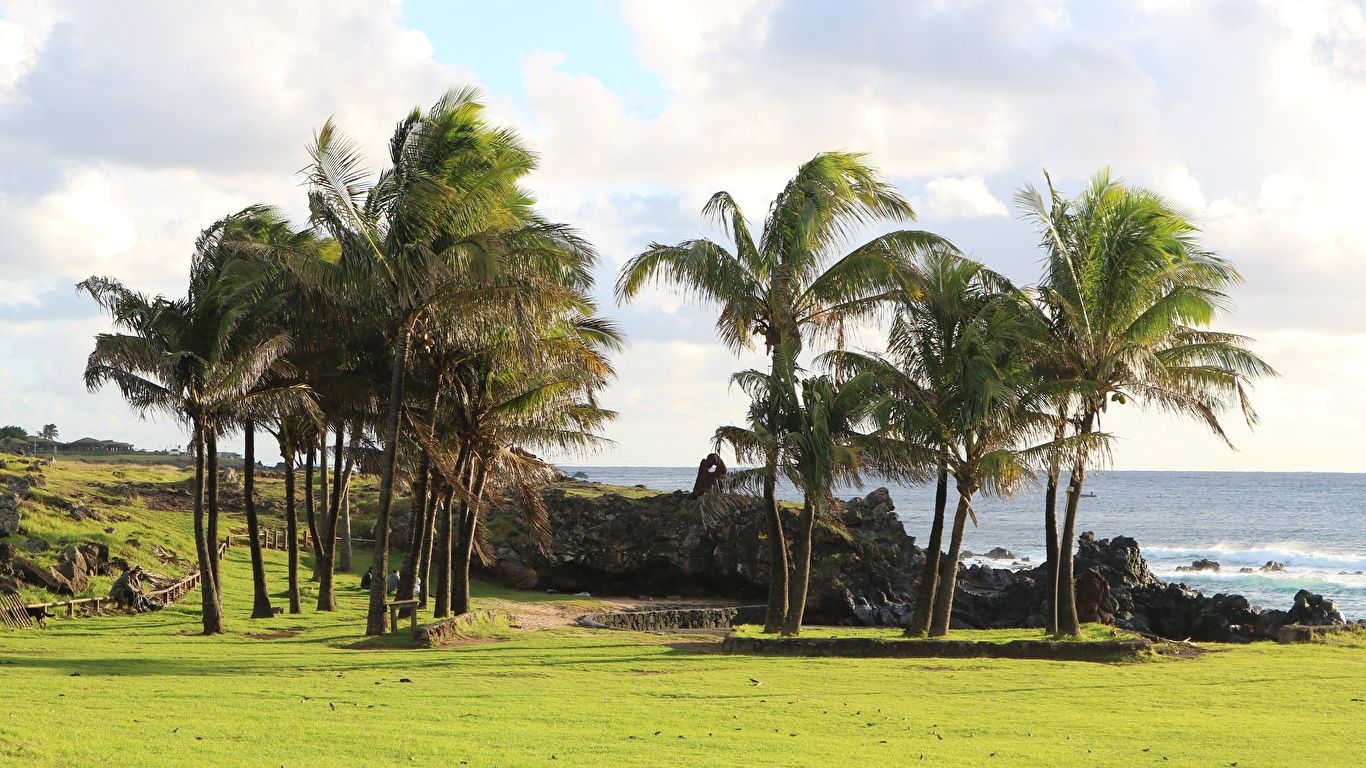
[1175,559,1221,573]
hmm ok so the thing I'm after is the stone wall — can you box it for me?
[414,610,506,648]
[578,605,766,631]
[721,635,1153,662]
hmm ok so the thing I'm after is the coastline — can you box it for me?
[558,466,1366,621]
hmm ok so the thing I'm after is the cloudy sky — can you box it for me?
[0,0,1362,472]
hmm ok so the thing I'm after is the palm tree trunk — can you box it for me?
[761,471,789,633]
[316,423,346,612]
[206,427,221,585]
[416,468,439,608]
[367,323,414,635]
[929,493,972,638]
[1056,410,1096,637]
[242,422,273,619]
[1042,415,1065,635]
[192,421,223,635]
[452,462,488,616]
[397,449,431,601]
[283,436,300,614]
[1043,473,1061,635]
[433,485,454,619]
[907,462,948,636]
[338,481,353,573]
[315,430,329,582]
[303,444,318,580]
[781,496,817,636]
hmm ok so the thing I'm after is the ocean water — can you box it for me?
[560,467,1366,620]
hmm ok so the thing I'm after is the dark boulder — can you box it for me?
[1259,561,1286,572]
[984,547,1016,560]
[1284,589,1345,626]
[1175,559,1220,573]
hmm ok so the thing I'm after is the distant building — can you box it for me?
[60,437,135,454]
[3,435,139,455]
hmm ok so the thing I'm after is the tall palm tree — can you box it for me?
[926,284,1046,637]
[80,281,226,634]
[720,371,878,636]
[434,312,622,615]
[1017,170,1275,636]
[191,206,317,620]
[306,87,599,634]
[82,207,313,631]
[617,152,951,632]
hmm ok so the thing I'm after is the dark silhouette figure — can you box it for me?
[689,453,727,499]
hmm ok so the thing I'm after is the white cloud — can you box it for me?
[2,0,1365,471]
[917,176,1009,219]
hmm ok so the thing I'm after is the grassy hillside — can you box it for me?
[2,458,1365,767]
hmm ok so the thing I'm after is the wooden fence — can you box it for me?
[2,538,230,628]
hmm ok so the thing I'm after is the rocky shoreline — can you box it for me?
[481,485,1356,642]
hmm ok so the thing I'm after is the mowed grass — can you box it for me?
[4,459,1366,766]
[0,548,1361,767]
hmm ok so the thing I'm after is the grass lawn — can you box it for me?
[0,548,1362,767]
[4,459,1365,766]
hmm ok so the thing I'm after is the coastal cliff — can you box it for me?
[483,485,1351,642]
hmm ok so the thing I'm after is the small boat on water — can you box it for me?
[1080,492,1097,498]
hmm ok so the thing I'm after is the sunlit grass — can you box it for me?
[3,458,1365,766]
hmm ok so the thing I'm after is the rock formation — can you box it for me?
[480,485,1351,642]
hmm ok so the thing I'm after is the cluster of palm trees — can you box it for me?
[81,88,620,635]
[620,157,1272,638]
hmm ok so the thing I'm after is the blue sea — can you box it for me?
[559,467,1366,620]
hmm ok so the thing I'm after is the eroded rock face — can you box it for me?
[483,486,925,626]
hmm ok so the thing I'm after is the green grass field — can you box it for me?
[1,547,1363,767]
[3,460,1365,766]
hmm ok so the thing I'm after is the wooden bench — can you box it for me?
[386,599,420,637]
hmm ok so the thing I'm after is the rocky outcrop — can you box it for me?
[1176,559,1221,573]
[0,493,21,537]
[1,541,113,596]
[481,486,1349,643]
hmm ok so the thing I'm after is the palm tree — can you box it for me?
[82,207,313,631]
[926,282,1045,637]
[306,87,598,634]
[190,206,317,620]
[617,152,951,631]
[80,280,226,634]
[1017,170,1276,636]
[434,311,622,615]
[38,424,58,459]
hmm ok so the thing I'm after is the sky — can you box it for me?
[0,0,1363,472]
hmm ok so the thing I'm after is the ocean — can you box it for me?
[558,467,1366,620]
